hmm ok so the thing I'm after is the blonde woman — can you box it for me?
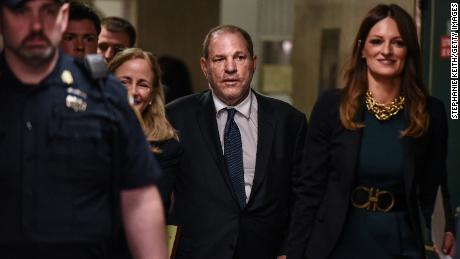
[109,48,181,212]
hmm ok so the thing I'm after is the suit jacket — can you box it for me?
[154,139,183,211]
[165,90,307,259]
[288,89,454,259]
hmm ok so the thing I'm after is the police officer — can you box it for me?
[0,0,167,258]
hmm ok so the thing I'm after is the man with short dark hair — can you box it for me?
[166,25,307,259]
[98,16,135,62]
[60,1,100,57]
[0,0,167,258]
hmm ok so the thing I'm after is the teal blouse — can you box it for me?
[329,109,421,259]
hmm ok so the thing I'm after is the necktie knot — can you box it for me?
[224,108,237,136]
[226,108,237,122]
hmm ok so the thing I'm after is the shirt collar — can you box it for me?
[212,90,253,120]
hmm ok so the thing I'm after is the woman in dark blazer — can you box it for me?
[108,48,182,259]
[109,48,181,212]
[288,4,455,259]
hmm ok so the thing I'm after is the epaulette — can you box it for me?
[75,54,109,82]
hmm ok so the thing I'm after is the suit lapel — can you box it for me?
[401,109,415,199]
[402,138,415,197]
[196,91,240,205]
[342,101,365,189]
[342,132,363,189]
[248,93,275,204]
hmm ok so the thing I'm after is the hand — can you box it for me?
[277,256,287,259]
[441,232,456,257]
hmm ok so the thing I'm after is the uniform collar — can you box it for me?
[0,50,67,88]
[41,50,70,86]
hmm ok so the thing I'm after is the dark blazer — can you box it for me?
[154,139,183,211]
[287,89,454,259]
[166,90,307,259]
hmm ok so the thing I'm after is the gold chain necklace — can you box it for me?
[365,91,405,121]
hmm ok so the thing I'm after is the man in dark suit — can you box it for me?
[166,25,307,259]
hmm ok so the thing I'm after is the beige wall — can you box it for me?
[137,0,220,92]
[292,0,415,116]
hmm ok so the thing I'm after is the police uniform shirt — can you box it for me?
[0,52,161,245]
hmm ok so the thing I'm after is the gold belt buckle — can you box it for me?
[351,186,395,212]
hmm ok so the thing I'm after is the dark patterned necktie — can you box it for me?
[224,108,246,208]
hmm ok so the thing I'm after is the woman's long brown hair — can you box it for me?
[340,4,429,137]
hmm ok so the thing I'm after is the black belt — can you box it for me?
[351,185,406,212]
